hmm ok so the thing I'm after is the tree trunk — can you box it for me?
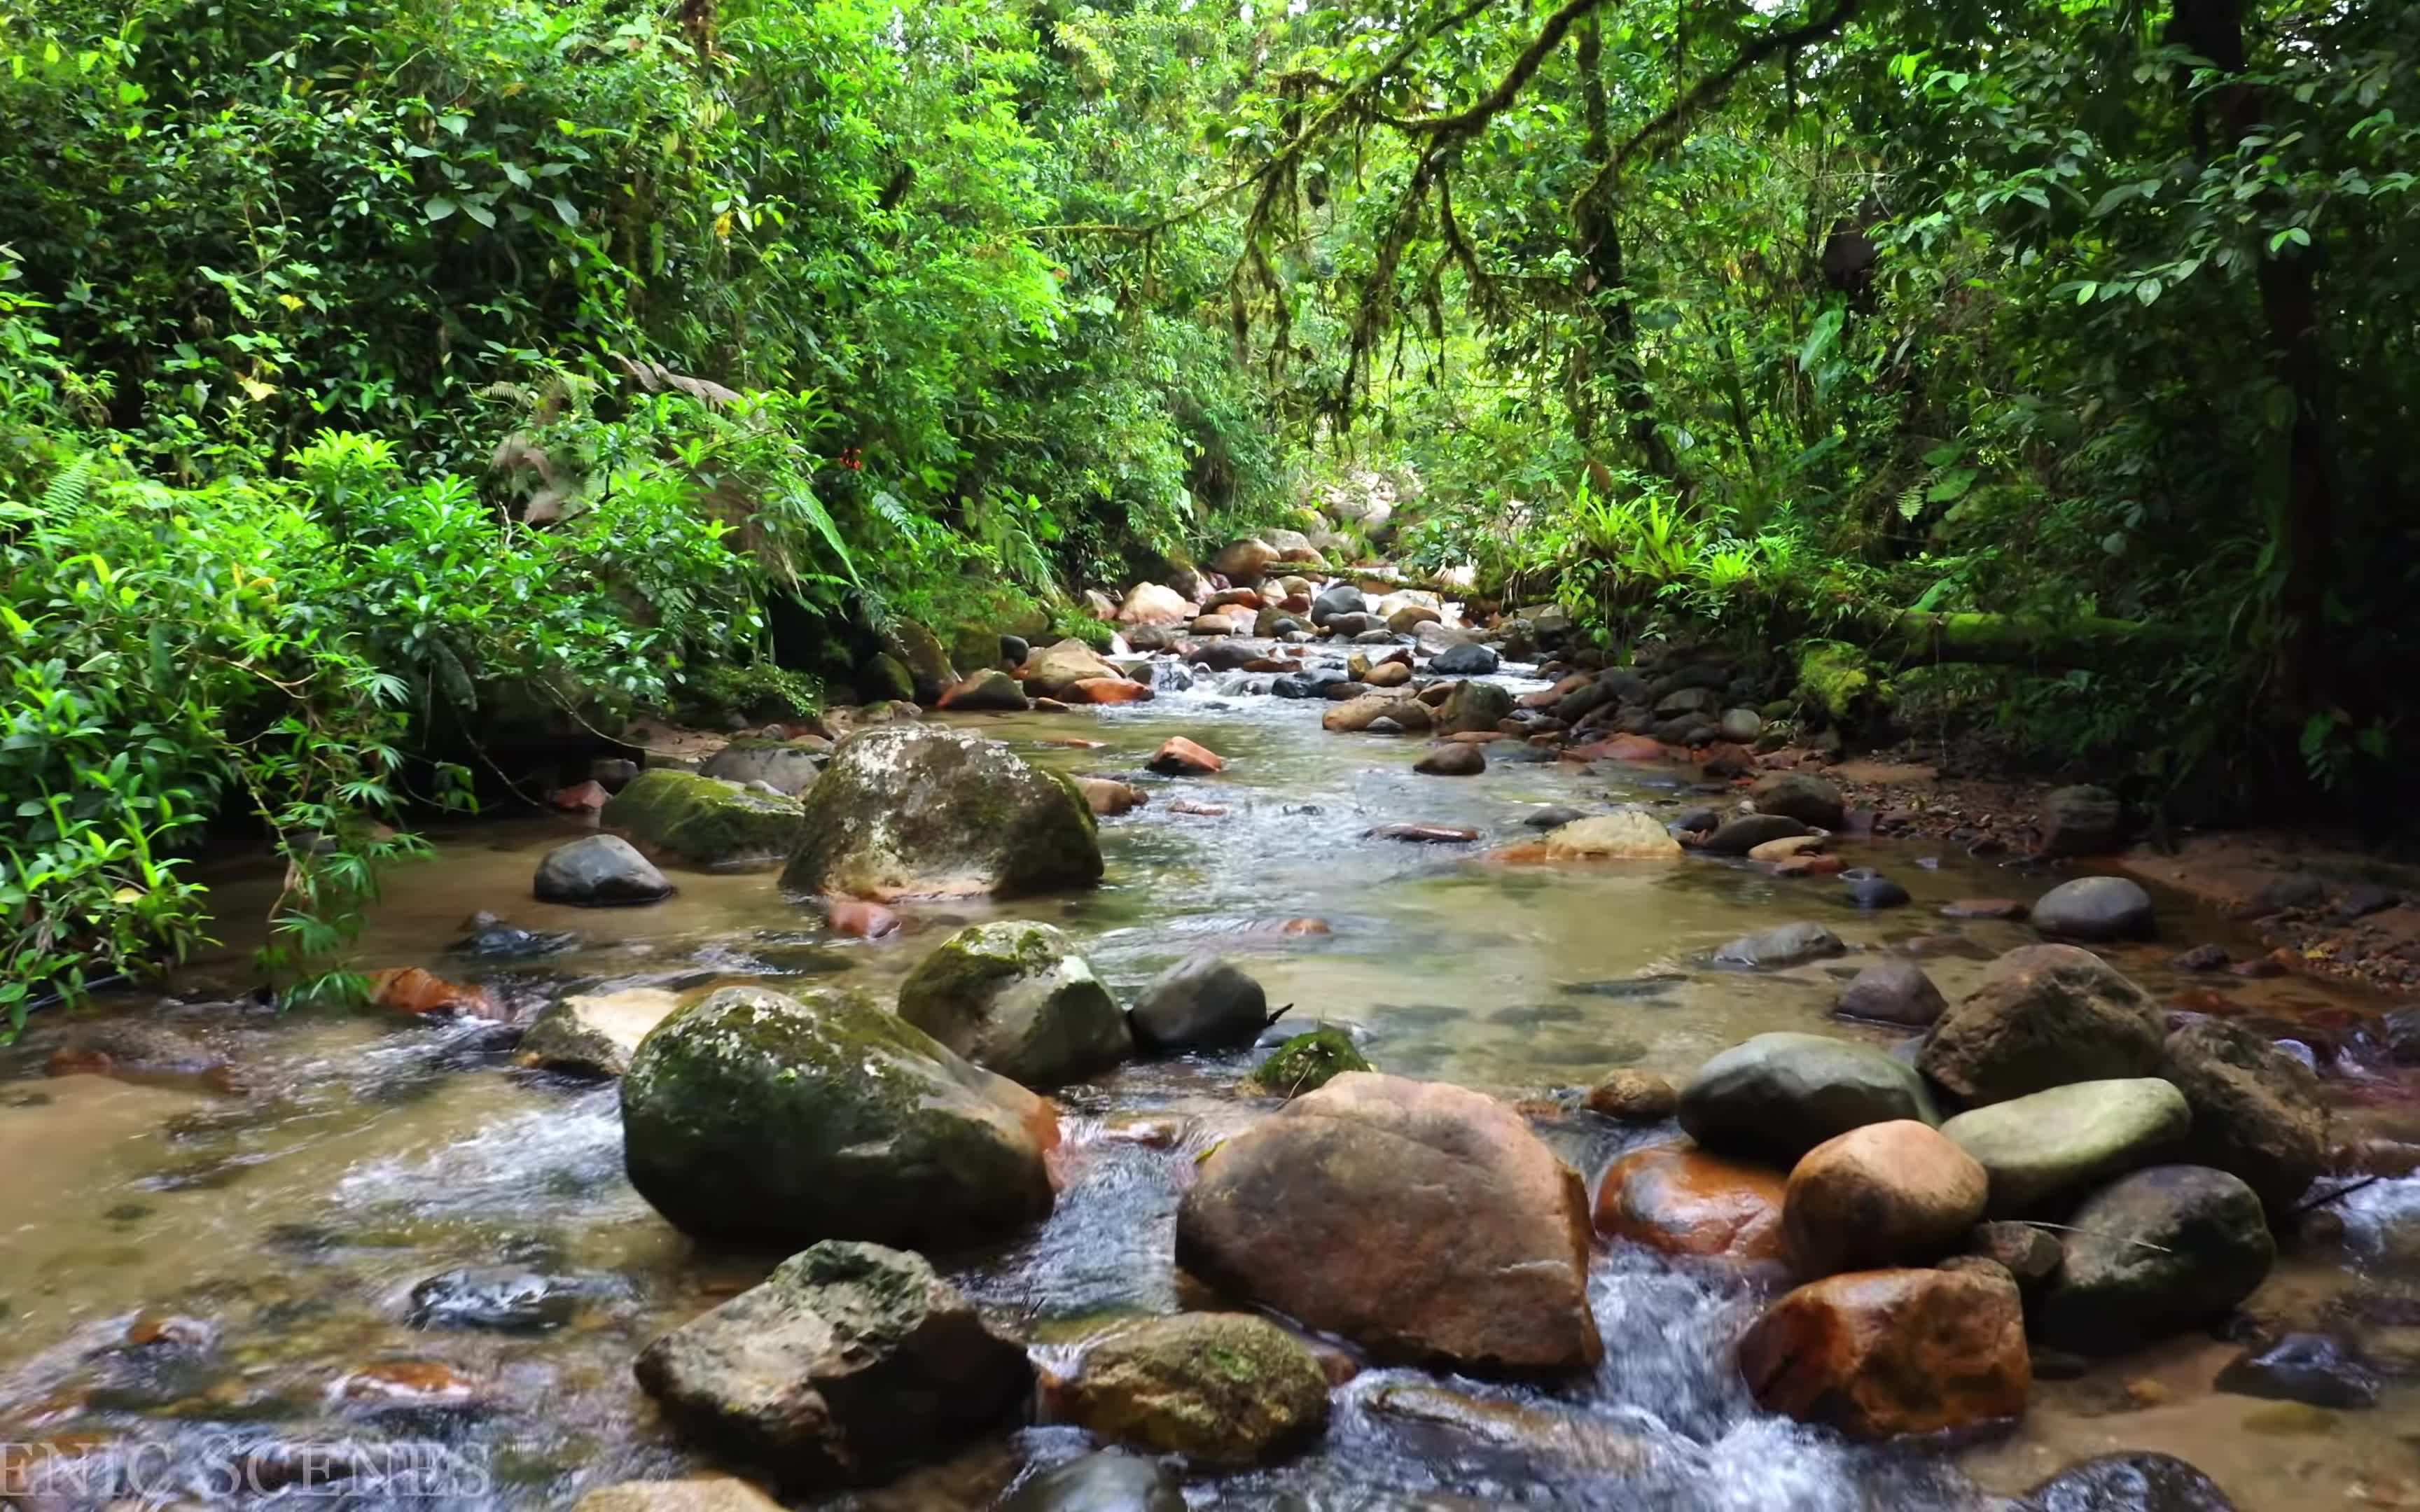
[1574,19,1677,478]
[2169,0,2339,701]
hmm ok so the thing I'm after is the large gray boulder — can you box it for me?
[2162,1018,2328,1216]
[1938,1078,2191,1214]
[896,922,1132,1088]
[534,834,670,906]
[1678,1032,1937,1164]
[1701,814,1813,856]
[606,769,806,867]
[701,740,826,796]
[2030,875,2157,941]
[1917,944,2167,1104]
[1129,955,1270,1051]
[634,1241,1032,1488]
[2035,1165,2275,1354]
[621,985,1055,1251]
[779,725,1101,899]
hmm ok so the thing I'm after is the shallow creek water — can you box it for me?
[7,671,2420,1509]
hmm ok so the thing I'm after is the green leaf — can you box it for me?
[424,196,458,222]
[461,200,496,228]
[550,195,578,225]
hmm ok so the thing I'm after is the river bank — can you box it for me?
[4,591,2419,1511]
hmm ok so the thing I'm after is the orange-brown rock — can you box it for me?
[1773,854,1848,878]
[1176,1072,1601,1374]
[823,897,900,941]
[1148,736,1226,775]
[1783,1121,1987,1278]
[1737,1267,2029,1441]
[1066,676,1155,706]
[369,967,498,1019]
[1592,1144,1789,1264]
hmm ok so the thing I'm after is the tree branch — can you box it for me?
[1573,0,1863,211]
[1371,0,1620,137]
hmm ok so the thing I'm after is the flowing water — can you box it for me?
[6,668,2420,1509]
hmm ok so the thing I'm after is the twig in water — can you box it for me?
[2017,1220,2173,1256]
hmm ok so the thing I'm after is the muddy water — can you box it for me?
[5,673,2420,1508]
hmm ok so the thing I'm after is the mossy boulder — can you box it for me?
[880,620,958,704]
[779,725,1102,900]
[1249,1028,1370,1096]
[604,769,807,869]
[633,1240,1032,1489]
[1062,1312,1331,1462]
[621,984,1055,1250]
[896,922,1132,1088]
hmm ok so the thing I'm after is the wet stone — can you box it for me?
[405,1268,597,1334]
[2213,1333,2379,1409]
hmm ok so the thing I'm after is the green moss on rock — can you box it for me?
[1250,1028,1372,1096]
[780,725,1102,899]
[1063,1312,1331,1462]
[621,983,1054,1250]
[602,769,807,868]
[897,921,1132,1088]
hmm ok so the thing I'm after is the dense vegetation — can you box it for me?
[4,0,2414,1023]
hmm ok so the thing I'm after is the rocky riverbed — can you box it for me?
[6,577,2420,1511]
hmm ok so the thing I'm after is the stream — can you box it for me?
[6,666,2420,1509]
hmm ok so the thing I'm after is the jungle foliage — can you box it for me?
[4,0,2417,1018]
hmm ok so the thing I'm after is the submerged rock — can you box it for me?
[1062,1312,1330,1462]
[2012,1452,2238,1511]
[1711,922,1844,969]
[2034,1165,2275,1354]
[534,834,671,906]
[1917,944,2167,1104]
[408,1266,594,1333]
[1737,1266,2029,1441]
[1784,1121,1987,1278]
[1938,1079,2190,1215]
[621,984,1055,1251]
[634,1240,1033,1488]
[1413,743,1486,776]
[1176,1072,1601,1373]
[1678,1032,1935,1163]
[1001,1450,1184,1512]
[779,725,1100,900]
[895,921,1132,1088]
[2213,1333,2379,1409]
[1129,954,1270,1052]
[1592,1144,1787,1264]
[573,1478,787,1511]
[1540,811,1682,860]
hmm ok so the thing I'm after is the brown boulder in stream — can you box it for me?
[1737,1266,2029,1441]
[1592,1144,1787,1264]
[1916,944,2167,1104]
[1176,1072,1601,1374]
